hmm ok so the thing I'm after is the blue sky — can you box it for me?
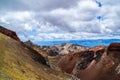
[0,0,120,42]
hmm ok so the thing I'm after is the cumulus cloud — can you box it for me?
[0,0,120,41]
[41,0,100,32]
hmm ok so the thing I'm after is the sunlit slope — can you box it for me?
[0,33,72,80]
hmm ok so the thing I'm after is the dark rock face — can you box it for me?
[107,43,120,59]
[24,40,37,48]
[22,43,48,66]
[108,43,120,52]
[106,43,120,80]
[0,26,20,42]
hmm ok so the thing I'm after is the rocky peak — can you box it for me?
[24,40,35,48]
[51,43,87,55]
[107,43,120,58]
[0,26,20,42]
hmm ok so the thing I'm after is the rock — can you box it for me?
[116,64,120,74]
[107,42,120,59]
[107,43,120,52]
[24,40,34,48]
[89,46,107,62]
[0,26,21,42]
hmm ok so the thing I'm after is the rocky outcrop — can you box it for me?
[0,26,20,42]
[24,40,39,48]
[107,43,120,59]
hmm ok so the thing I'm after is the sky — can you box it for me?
[0,0,120,42]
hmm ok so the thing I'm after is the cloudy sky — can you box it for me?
[0,0,120,42]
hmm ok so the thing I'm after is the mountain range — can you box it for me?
[35,39,120,47]
[0,25,120,80]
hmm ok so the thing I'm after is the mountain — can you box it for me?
[0,25,120,80]
[0,26,74,80]
[35,39,120,47]
[58,43,120,80]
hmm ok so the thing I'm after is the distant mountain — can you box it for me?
[35,39,120,47]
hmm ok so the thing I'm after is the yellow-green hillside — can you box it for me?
[0,33,72,80]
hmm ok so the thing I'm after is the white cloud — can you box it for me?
[24,23,33,31]
[0,11,61,33]
[0,11,34,32]
[23,32,120,42]
[0,0,120,42]
[44,0,101,33]
[1,11,32,21]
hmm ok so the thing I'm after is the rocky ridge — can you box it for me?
[0,26,20,42]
